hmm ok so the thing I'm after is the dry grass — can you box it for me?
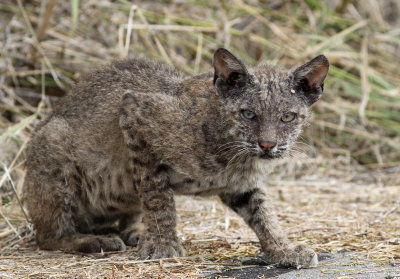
[0,0,399,278]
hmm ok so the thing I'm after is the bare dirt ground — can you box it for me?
[0,157,399,278]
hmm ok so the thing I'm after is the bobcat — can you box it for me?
[23,48,328,268]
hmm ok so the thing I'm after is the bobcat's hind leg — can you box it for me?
[24,117,126,253]
[38,234,126,253]
[24,164,126,253]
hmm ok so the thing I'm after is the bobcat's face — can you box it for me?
[212,48,329,162]
[223,72,310,160]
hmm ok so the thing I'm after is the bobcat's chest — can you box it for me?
[168,170,226,195]
[168,162,259,196]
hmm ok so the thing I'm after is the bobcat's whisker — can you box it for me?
[215,144,248,155]
[216,141,252,151]
[289,146,309,156]
[216,141,253,158]
[226,148,251,169]
[286,148,309,160]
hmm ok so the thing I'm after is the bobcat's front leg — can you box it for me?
[219,187,318,268]
[120,93,184,259]
[137,171,184,260]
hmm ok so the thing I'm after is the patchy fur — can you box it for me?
[23,48,328,268]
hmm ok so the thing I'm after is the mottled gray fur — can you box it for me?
[23,48,328,268]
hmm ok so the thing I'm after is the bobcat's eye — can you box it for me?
[241,110,256,120]
[281,112,297,123]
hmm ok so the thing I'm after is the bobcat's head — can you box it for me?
[210,48,329,163]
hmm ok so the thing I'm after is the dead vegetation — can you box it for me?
[0,0,399,278]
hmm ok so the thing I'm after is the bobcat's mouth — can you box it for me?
[257,144,287,160]
[259,152,283,160]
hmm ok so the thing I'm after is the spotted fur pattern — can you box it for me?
[23,48,328,268]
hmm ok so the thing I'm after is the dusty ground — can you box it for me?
[0,156,399,278]
[213,252,400,279]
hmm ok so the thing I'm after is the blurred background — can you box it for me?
[1,0,399,167]
[0,0,399,276]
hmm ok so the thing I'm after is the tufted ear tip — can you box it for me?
[314,54,329,66]
[213,48,230,57]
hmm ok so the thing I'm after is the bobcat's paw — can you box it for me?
[120,223,145,247]
[74,235,126,253]
[264,245,318,269]
[138,239,185,260]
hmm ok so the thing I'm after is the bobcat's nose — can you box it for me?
[258,140,276,151]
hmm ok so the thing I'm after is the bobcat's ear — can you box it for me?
[293,55,329,106]
[213,48,249,97]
